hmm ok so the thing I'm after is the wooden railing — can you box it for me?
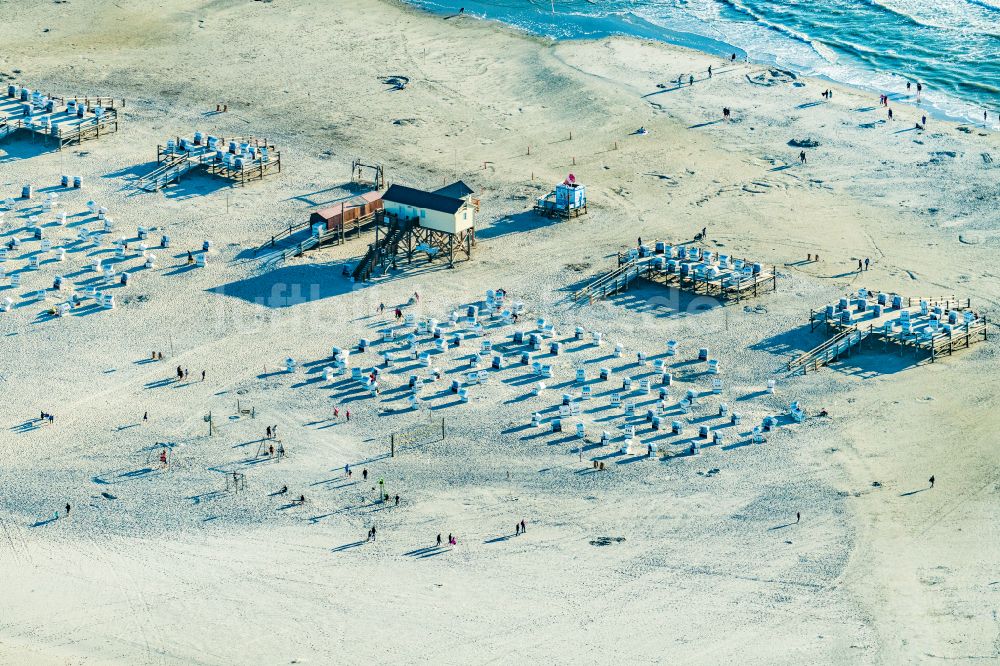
[572,258,649,303]
[787,324,871,374]
[134,154,198,191]
[254,221,312,255]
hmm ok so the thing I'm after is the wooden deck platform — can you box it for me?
[790,293,990,372]
[574,241,777,304]
[0,92,120,148]
[643,261,776,302]
[135,136,281,191]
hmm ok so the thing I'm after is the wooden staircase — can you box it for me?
[572,258,651,304]
[352,218,414,282]
[134,153,203,192]
[0,118,17,140]
[787,324,872,374]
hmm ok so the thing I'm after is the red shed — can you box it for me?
[310,190,383,232]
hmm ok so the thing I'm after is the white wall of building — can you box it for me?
[383,200,473,235]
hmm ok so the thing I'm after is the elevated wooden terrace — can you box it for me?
[789,293,990,372]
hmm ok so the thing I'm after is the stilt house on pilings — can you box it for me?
[352,181,478,282]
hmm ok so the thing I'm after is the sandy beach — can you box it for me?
[0,0,998,663]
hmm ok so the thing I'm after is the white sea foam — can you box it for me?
[405,0,999,124]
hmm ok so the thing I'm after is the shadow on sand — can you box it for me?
[211,264,356,308]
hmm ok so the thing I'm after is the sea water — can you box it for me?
[407,0,1000,125]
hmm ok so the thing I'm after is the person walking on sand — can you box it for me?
[515,522,520,536]
[201,370,206,382]
[929,475,935,488]
[796,511,801,524]
[436,533,442,547]
[857,259,863,272]
[921,115,927,127]
[707,65,712,78]
[362,468,368,481]
[521,519,526,533]
[143,411,148,422]
[888,108,894,121]
[864,257,870,271]
[266,426,272,439]
[346,409,351,422]
[799,151,806,164]
[176,366,183,381]
[65,503,71,517]
[378,302,385,315]
[689,74,694,86]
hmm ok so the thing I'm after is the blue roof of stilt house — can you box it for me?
[383,184,466,214]
[432,180,474,200]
